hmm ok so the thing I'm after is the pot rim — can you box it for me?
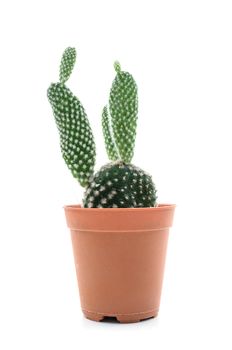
[64,203,176,212]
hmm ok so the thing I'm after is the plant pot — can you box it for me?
[64,204,175,323]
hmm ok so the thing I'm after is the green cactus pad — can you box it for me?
[83,162,157,208]
[59,47,76,84]
[102,106,119,161]
[47,82,95,187]
[47,47,96,187]
[109,62,138,163]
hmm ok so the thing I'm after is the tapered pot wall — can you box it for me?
[64,204,175,323]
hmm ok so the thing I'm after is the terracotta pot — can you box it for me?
[64,204,175,323]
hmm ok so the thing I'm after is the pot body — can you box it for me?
[64,204,175,323]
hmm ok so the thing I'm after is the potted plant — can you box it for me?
[47,47,175,323]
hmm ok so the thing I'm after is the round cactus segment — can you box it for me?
[109,63,138,163]
[47,82,96,187]
[59,47,76,84]
[83,162,157,208]
[102,106,119,161]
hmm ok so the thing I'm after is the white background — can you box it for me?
[0,0,232,349]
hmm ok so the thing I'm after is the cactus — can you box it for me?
[48,48,157,207]
[59,47,76,84]
[47,47,96,187]
[109,61,138,163]
[83,162,157,208]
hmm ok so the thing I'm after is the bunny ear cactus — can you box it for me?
[109,61,138,163]
[48,48,157,207]
[47,47,96,187]
[83,61,157,208]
